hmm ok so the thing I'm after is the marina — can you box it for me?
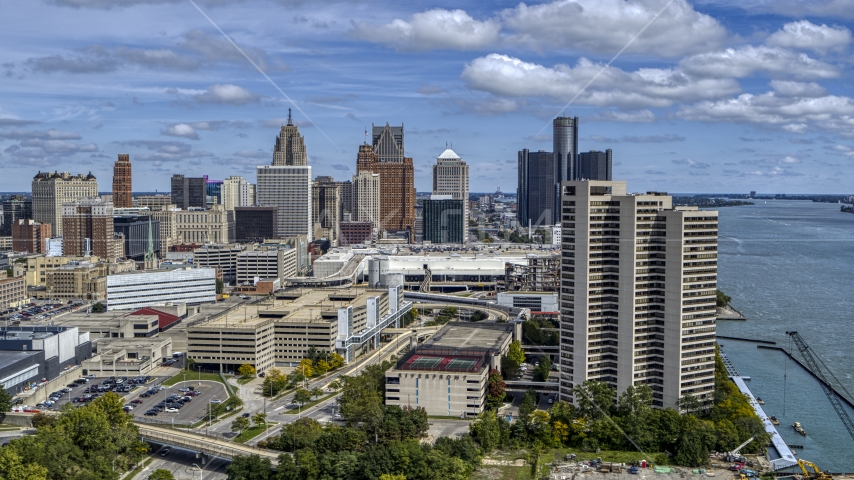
[730,375,798,470]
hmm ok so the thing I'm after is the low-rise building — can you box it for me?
[39,261,108,301]
[496,292,558,315]
[188,315,276,374]
[236,246,297,285]
[106,267,216,311]
[174,204,232,244]
[0,271,27,310]
[0,326,92,395]
[193,244,248,284]
[51,310,160,338]
[11,219,51,254]
[385,322,515,417]
[82,336,172,375]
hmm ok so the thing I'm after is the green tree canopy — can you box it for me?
[0,448,48,480]
[485,369,506,410]
[238,363,256,378]
[506,340,525,365]
[148,469,175,480]
[231,416,250,433]
[532,355,551,382]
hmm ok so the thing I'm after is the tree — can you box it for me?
[0,448,48,480]
[262,368,288,397]
[678,392,703,415]
[215,279,224,294]
[507,340,525,365]
[329,353,345,370]
[294,388,312,405]
[485,369,506,410]
[252,413,267,427]
[306,346,320,365]
[298,358,314,378]
[315,360,330,375]
[238,363,256,378]
[148,469,175,480]
[231,416,250,434]
[500,355,520,380]
[469,410,502,451]
[91,302,106,313]
[519,389,538,419]
[532,355,551,382]
[380,474,407,480]
[0,388,12,419]
[716,289,732,307]
[573,381,615,420]
[225,454,272,480]
[310,388,324,400]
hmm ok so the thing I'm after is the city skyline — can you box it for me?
[2,0,854,194]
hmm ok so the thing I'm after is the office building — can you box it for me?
[113,214,161,260]
[312,176,340,246]
[357,126,415,238]
[112,154,133,208]
[256,165,313,241]
[205,176,223,206]
[558,180,718,409]
[31,171,99,235]
[193,244,247,283]
[272,109,307,167]
[337,180,354,218]
[134,195,172,209]
[351,171,381,226]
[554,116,579,216]
[0,271,27,310]
[174,204,231,244]
[0,237,10,252]
[517,149,555,228]
[236,246,297,285]
[340,221,373,246]
[423,196,465,244]
[234,207,278,243]
[578,150,613,181]
[385,322,516,417]
[222,176,256,211]
[41,261,108,301]
[170,175,206,210]
[496,292,558,314]
[11,219,51,254]
[1,196,32,237]
[432,148,469,242]
[62,198,116,259]
[106,267,217,311]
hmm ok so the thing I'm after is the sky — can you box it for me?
[1,0,854,194]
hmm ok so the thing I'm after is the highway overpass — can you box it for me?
[137,424,282,465]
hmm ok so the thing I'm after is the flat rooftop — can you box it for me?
[0,350,42,363]
[399,354,484,373]
[420,322,513,354]
[262,287,388,324]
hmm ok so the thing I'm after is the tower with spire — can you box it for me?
[272,108,307,166]
[144,215,158,270]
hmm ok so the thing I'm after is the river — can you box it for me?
[715,200,854,471]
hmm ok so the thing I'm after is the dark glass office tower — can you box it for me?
[578,149,612,181]
[553,116,579,217]
[517,149,555,228]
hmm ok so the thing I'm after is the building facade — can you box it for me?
[1,196,32,237]
[112,154,133,208]
[235,247,297,285]
[174,204,231,244]
[193,244,247,283]
[340,221,373,246]
[256,165,313,241]
[234,207,278,243]
[423,196,465,244]
[351,171,381,226]
[170,175,206,210]
[337,179,353,219]
[32,171,99,235]
[106,267,217,311]
[42,261,107,301]
[517,149,555,228]
[62,198,116,259]
[357,135,415,238]
[558,180,718,409]
[272,109,307,166]
[0,272,27,310]
[11,219,51,254]
[432,148,469,242]
[113,214,161,260]
[222,176,256,211]
[578,150,613,181]
[312,176,340,246]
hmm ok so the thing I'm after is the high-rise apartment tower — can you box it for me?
[62,198,116,259]
[32,171,99,236]
[112,154,133,208]
[558,180,717,409]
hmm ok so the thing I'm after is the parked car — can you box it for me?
[144,410,158,416]
[164,407,179,413]
[210,399,223,404]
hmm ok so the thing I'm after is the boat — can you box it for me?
[793,422,806,435]
[769,416,780,425]
[756,397,765,405]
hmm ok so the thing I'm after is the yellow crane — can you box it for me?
[797,459,833,480]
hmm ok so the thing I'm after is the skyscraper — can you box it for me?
[0,196,32,237]
[553,116,579,215]
[558,180,718,409]
[11,219,51,254]
[432,148,469,243]
[272,109,307,167]
[256,165,313,240]
[312,176,340,246]
[517,149,555,227]
[112,154,133,208]
[578,150,613,181]
[352,171,381,226]
[222,176,256,211]
[423,195,464,244]
[32,171,99,236]
[357,124,416,239]
[171,174,206,210]
[62,198,116,259]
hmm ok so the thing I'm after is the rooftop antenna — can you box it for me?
[364,127,368,145]
[287,108,293,126]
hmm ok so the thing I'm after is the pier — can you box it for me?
[730,376,798,470]
[757,345,854,409]
[717,335,776,345]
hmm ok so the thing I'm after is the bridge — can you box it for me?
[285,254,366,287]
[137,424,282,464]
[505,380,559,393]
[403,292,528,321]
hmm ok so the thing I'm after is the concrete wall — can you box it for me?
[15,365,81,405]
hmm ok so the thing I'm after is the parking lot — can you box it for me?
[36,375,155,410]
[131,381,228,425]
[2,300,86,325]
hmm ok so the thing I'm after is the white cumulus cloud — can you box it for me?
[767,20,852,53]
[350,9,500,51]
[679,45,839,79]
[193,84,260,105]
[161,123,199,140]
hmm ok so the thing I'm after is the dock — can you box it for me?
[717,305,746,320]
[730,376,798,470]
[757,345,854,409]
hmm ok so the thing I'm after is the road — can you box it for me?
[131,444,229,480]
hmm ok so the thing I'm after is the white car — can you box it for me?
[164,407,179,413]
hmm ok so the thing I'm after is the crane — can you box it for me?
[786,331,854,444]
[724,435,755,462]
[796,459,833,480]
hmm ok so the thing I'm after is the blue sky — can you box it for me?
[1,0,854,194]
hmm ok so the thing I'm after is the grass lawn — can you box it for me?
[237,376,254,385]
[162,369,224,386]
[233,422,279,444]
[280,392,337,414]
[122,457,152,480]
[472,465,531,480]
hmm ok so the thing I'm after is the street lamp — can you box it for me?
[193,462,204,480]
